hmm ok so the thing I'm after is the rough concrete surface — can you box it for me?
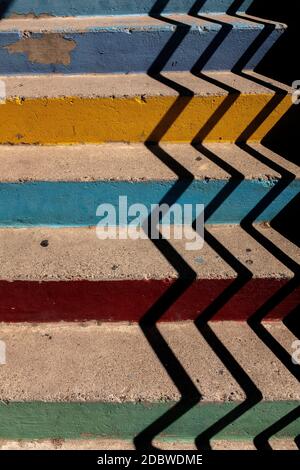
[0,225,298,281]
[0,322,299,402]
[0,14,285,33]
[1,71,291,99]
[0,438,297,450]
[0,143,298,182]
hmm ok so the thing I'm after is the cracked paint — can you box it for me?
[4,35,76,65]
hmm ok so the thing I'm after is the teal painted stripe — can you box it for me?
[2,0,253,17]
[0,179,299,227]
[0,401,298,440]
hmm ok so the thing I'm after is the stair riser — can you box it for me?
[0,402,298,441]
[2,0,253,18]
[0,278,298,322]
[0,27,283,74]
[0,179,298,226]
[0,95,291,144]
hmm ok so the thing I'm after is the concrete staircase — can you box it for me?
[0,0,299,450]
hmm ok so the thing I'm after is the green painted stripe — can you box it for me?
[0,402,298,441]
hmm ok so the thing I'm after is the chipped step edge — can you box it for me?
[0,438,298,451]
[0,14,287,33]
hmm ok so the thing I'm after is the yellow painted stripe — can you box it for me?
[0,94,291,144]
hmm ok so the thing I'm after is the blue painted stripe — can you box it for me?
[0,24,284,74]
[0,179,298,226]
[2,0,254,18]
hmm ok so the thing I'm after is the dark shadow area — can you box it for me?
[261,105,299,167]
[246,0,300,166]
[284,305,300,339]
[271,193,300,248]
[0,0,13,19]
[246,1,300,86]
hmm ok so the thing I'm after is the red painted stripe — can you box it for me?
[0,279,298,322]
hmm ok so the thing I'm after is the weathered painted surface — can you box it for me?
[0,95,291,144]
[0,18,285,74]
[1,0,254,18]
[0,402,298,440]
[0,278,298,322]
[0,179,299,227]
[4,34,77,65]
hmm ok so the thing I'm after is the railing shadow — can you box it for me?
[135,0,261,449]
[134,0,261,450]
[134,0,299,450]
[227,3,300,447]
[253,405,300,450]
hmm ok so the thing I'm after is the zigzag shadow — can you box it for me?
[228,3,300,447]
[135,0,265,449]
[181,0,270,448]
[134,0,202,449]
[135,0,298,449]
[272,195,300,340]
[191,3,300,448]
[253,405,300,450]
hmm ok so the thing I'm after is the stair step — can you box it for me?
[0,322,298,441]
[0,224,298,322]
[1,438,298,450]
[0,14,286,74]
[0,143,298,226]
[0,72,291,144]
[2,0,253,18]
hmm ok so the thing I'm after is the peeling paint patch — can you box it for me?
[4,35,76,65]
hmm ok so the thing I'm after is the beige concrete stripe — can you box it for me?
[0,13,285,33]
[0,143,298,182]
[0,438,297,450]
[0,321,299,403]
[0,225,298,282]
[0,71,291,99]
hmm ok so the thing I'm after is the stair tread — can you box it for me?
[0,321,298,402]
[0,438,298,450]
[0,13,286,32]
[0,143,298,182]
[1,71,291,98]
[0,225,298,281]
